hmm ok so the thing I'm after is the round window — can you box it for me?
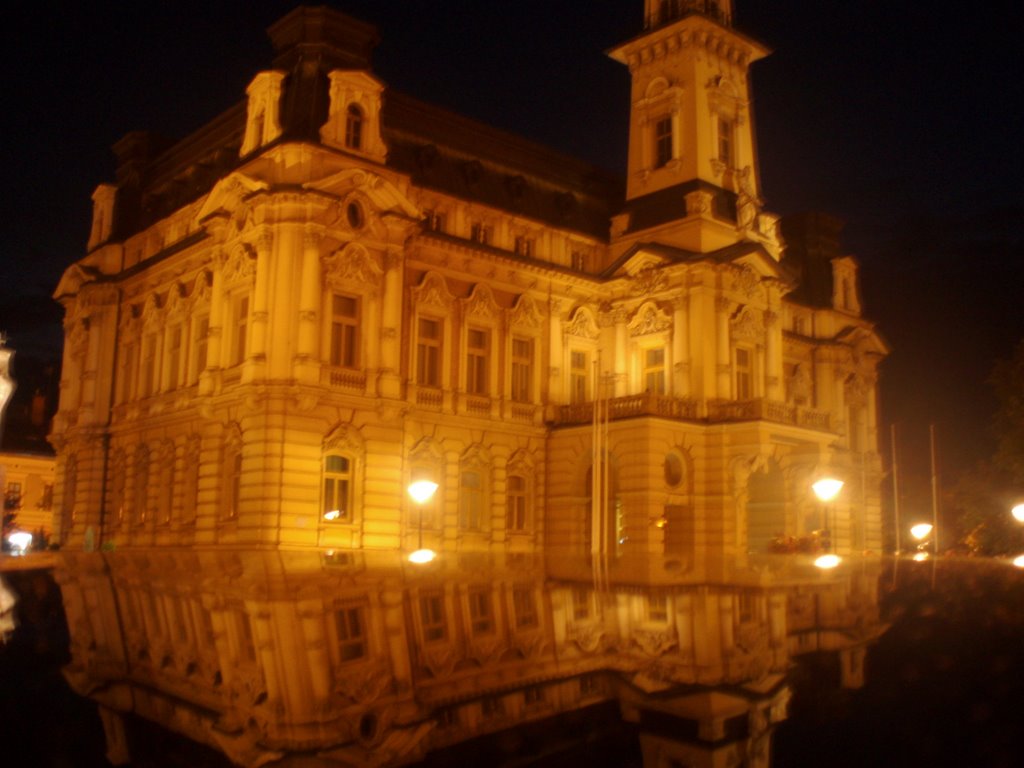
[663,453,683,487]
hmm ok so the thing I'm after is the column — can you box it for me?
[764,310,782,401]
[294,229,321,384]
[715,297,732,398]
[378,248,403,399]
[672,296,690,397]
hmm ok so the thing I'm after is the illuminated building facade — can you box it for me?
[51,1,888,765]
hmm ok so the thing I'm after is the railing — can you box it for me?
[554,395,830,431]
[325,367,366,390]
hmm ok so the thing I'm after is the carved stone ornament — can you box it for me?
[333,661,394,704]
[565,308,600,340]
[632,626,678,657]
[413,272,453,310]
[632,266,668,296]
[511,631,545,659]
[570,622,606,654]
[462,284,500,320]
[420,645,459,679]
[845,374,868,407]
[787,364,812,403]
[466,636,506,667]
[685,189,713,216]
[510,294,542,328]
[730,307,763,341]
[222,244,257,285]
[733,264,760,298]
[628,301,672,337]
[323,243,383,290]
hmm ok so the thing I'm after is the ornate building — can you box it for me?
[51,1,888,765]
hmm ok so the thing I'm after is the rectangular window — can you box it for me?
[647,594,669,623]
[234,296,249,366]
[322,455,352,522]
[330,294,359,368]
[335,606,367,662]
[141,333,158,397]
[506,475,527,531]
[524,686,545,707]
[424,209,446,232]
[416,318,441,387]
[482,696,504,719]
[419,591,446,643]
[655,115,673,167]
[512,586,538,629]
[735,347,752,400]
[643,347,666,394]
[718,117,734,167]
[459,470,484,530]
[235,611,256,662]
[166,326,182,390]
[5,483,22,510]
[514,236,534,257]
[466,328,489,395]
[470,222,492,245]
[225,450,242,520]
[572,588,591,621]
[193,315,209,382]
[119,343,137,403]
[511,337,533,402]
[570,350,589,404]
[571,250,586,272]
[468,586,494,635]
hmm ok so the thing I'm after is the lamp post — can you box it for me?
[407,479,438,564]
[812,477,844,569]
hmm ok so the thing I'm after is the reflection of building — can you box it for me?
[1,452,55,539]
[57,549,882,766]
[49,0,889,764]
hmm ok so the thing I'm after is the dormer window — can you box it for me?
[345,104,364,150]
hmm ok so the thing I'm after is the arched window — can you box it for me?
[459,469,484,530]
[345,104,364,150]
[322,454,353,522]
[506,474,528,532]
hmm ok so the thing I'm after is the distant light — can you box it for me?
[1013,554,1024,568]
[408,548,437,564]
[1012,504,1024,523]
[814,553,841,569]
[408,480,439,505]
[913,552,930,562]
[6,531,32,555]
[323,509,341,521]
[910,523,933,540]
[812,478,844,502]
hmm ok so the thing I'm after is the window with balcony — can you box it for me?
[570,350,589,404]
[232,295,249,366]
[465,327,489,395]
[511,337,533,402]
[643,347,666,394]
[735,347,752,399]
[329,294,359,368]
[416,317,442,387]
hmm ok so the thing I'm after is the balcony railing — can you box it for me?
[554,394,831,431]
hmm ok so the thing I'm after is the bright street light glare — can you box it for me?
[1012,504,1024,523]
[814,554,841,569]
[910,523,933,540]
[408,548,437,564]
[408,480,439,505]
[812,478,844,502]
[1013,554,1024,569]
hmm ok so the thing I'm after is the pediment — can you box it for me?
[305,168,420,219]
[53,263,101,301]
[609,247,671,280]
[196,172,270,223]
[835,324,890,357]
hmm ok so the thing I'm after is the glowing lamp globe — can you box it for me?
[812,478,844,502]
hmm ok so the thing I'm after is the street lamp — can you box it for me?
[408,479,438,564]
[812,477,844,569]
[1011,503,1024,524]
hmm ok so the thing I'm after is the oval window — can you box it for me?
[346,201,365,229]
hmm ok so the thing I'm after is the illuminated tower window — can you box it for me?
[345,104,363,149]
[654,115,673,167]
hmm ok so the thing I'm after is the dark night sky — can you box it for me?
[1,0,1021,496]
